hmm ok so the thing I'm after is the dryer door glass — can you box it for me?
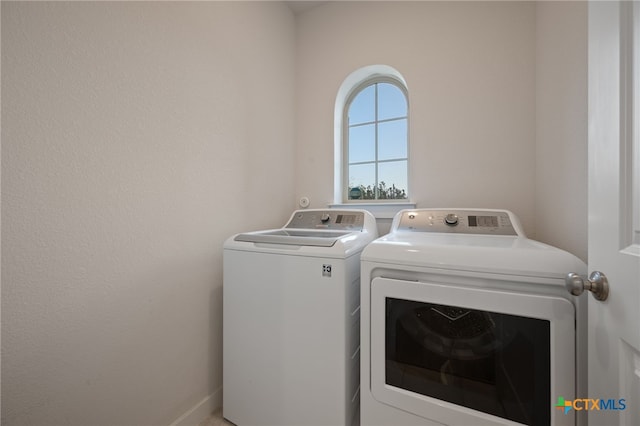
[369,277,576,426]
[385,298,550,425]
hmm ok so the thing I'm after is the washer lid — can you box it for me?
[234,229,352,247]
[224,209,379,256]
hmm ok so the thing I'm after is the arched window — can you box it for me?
[335,66,409,204]
[344,77,408,201]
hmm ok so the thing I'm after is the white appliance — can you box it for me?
[360,209,587,426]
[223,209,378,426]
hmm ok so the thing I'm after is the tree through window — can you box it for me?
[345,78,408,201]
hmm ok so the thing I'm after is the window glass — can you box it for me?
[345,79,408,201]
[378,161,408,199]
[378,119,407,161]
[349,124,376,163]
[349,85,375,125]
[377,83,407,120]
[348,163,376,196]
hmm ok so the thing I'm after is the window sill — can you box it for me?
[328,202,416,220]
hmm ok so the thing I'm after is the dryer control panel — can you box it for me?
[394,209,522,236]
[285,209,366,231]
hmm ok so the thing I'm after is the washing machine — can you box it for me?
[360,208,587,426]
[223,209,377,426]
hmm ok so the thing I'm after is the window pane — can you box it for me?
[378,83,407,120]
[378,160,407,199]
[349,124,375,163]
[348,163,376,199]
[378,119,407,161]
[349,84,375,125]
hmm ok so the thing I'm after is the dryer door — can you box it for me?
[370,277,575,426]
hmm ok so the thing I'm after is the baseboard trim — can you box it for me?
[170,387,222,426]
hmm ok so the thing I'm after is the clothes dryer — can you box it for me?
[360,209,587,426]
[223,209,377,426]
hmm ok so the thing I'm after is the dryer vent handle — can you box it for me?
[565,271,609,301]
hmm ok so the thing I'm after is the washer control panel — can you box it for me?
[395,209,520,236]
[285,210,365,231]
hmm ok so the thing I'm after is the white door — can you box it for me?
[587,2,640,425]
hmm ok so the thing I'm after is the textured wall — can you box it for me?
[294,1,588,259]
[295,1,537,236]
[0,2,589,424]
[1,2,295,424]
[535,1,588,261]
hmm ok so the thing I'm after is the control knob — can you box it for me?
[444,213,459,226]
[320,213,331,223]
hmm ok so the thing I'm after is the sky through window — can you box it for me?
[347,81,408,200]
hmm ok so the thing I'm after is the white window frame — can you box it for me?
[332,65,415,218]
[343,77,409,203]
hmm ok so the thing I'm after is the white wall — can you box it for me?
[1,2,295,425]
[535,1,588,262]
[295,1,537,236]
[295,1,588,260]
[1,1,589,424]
